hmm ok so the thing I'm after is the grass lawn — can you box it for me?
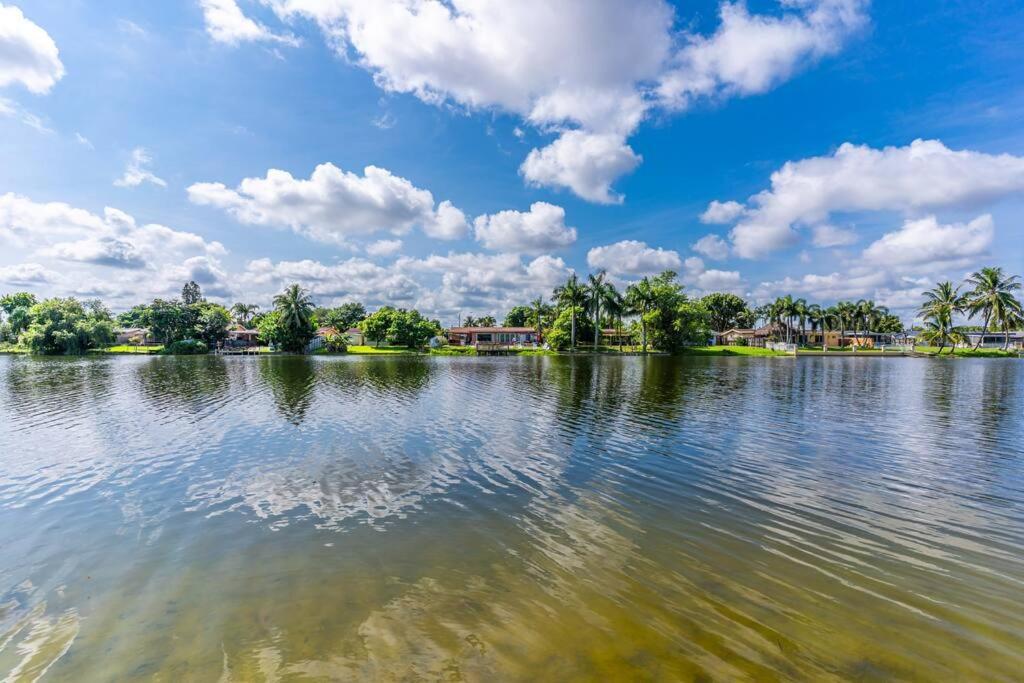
[346,345,421,355]
[681,346,789,357]
[914,345,1021,358]
[95,345,165,354]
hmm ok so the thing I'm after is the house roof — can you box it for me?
[448,327,536,334]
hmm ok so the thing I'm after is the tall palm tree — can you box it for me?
[918,282,962,355]
[586,271,608,350]
[806,303,823,348]
[834,301,855,348]
[552,273,587,349]
[529,297,551,338]
[997,306,1024,351]
[794,298,809,346]
[231,303,259,327]
[625,277,657,353]
[963,266,1022,350]
[274,284,315,338]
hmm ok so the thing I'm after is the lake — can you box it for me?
[0,354,1022,681]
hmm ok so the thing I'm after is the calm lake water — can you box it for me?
[0,354,1022,681]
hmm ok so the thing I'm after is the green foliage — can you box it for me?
[324,333,349,353]
[503,305,533,327]
[116,304,151,328]
[194,303,232,346]
[316,302,367,330]
[1,291,38,337]
[700,292,754,332]
[230,302,260,326]
[181,280,204,305]
[359,307,395,346]
[273,284,316,352]
[0,292,38,315]
[19,297,114,355]
[163,339,208,355]
[359,306,440,348]
[546,307,595,350]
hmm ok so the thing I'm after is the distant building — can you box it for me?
[114,327,154,345]
[964,331,1024,349]
[227,325,259,346]
[447,326,541,346]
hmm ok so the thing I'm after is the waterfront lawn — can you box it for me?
[347,345,420,355]
[95,345,165,354]
[915,345,1020,358]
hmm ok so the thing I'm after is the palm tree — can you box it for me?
[918,282,962,355]
[963,266,1022,350]
[529,297,551,338]
[586,271,608,350]
[274,283,315,343]
[603,287,627,351]
[834,301,856,348]
[997,306,1024,351]
[794,298,809,346]
[806,303,823,348]
[231,303,259,327]
[552,273,587,349]
[625,277,657,353]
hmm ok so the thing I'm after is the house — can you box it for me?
[227,325,260,346]
[447,326,541,346]
[964,330,1024,349]
[600,328,633,346]
[344,327,365,346]
[114,327,154,345]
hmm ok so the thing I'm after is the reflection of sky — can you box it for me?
[2,355,1024,679]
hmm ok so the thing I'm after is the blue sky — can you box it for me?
[2,0,1023,324]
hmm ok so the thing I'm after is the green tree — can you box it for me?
[389,309,441,348]
[552,273,587,349]
[273,284,316,352]
[317,302,367,330]
[181,281,204,305]
[963,266,1022,350]
[476,315,497,327]
[700,293,753,333]
[360,307,398,347]
[117,303,151,328]
[231,303,259,327]
[19,298,113,355]
[1,292,37,336]
[625,277,657,353]
[194,303,232,347]
[918,282,963,354]
[586,271,620,349]
[146,299,193,344]
[503,305,533,327]
[529,297,553,337]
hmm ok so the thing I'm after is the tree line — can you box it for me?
[1,264,1019,355]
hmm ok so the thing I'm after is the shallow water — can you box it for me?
[0,354,1022,681]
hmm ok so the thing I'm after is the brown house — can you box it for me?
[447,327,541,346]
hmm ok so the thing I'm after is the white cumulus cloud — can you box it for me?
[198,0,298,46]
[0,3,64,94]
[265,0,867,203]
[861,215,993,270]
[188,163,468,244]
[364,238,403,257]
[587,240,681,276]
[728,139,1024,258]
[473,202,577,254]
[691,234,731,260]
[700,199,745,224]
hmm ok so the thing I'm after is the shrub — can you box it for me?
[163,339,208,355]
[324,333,348,353]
